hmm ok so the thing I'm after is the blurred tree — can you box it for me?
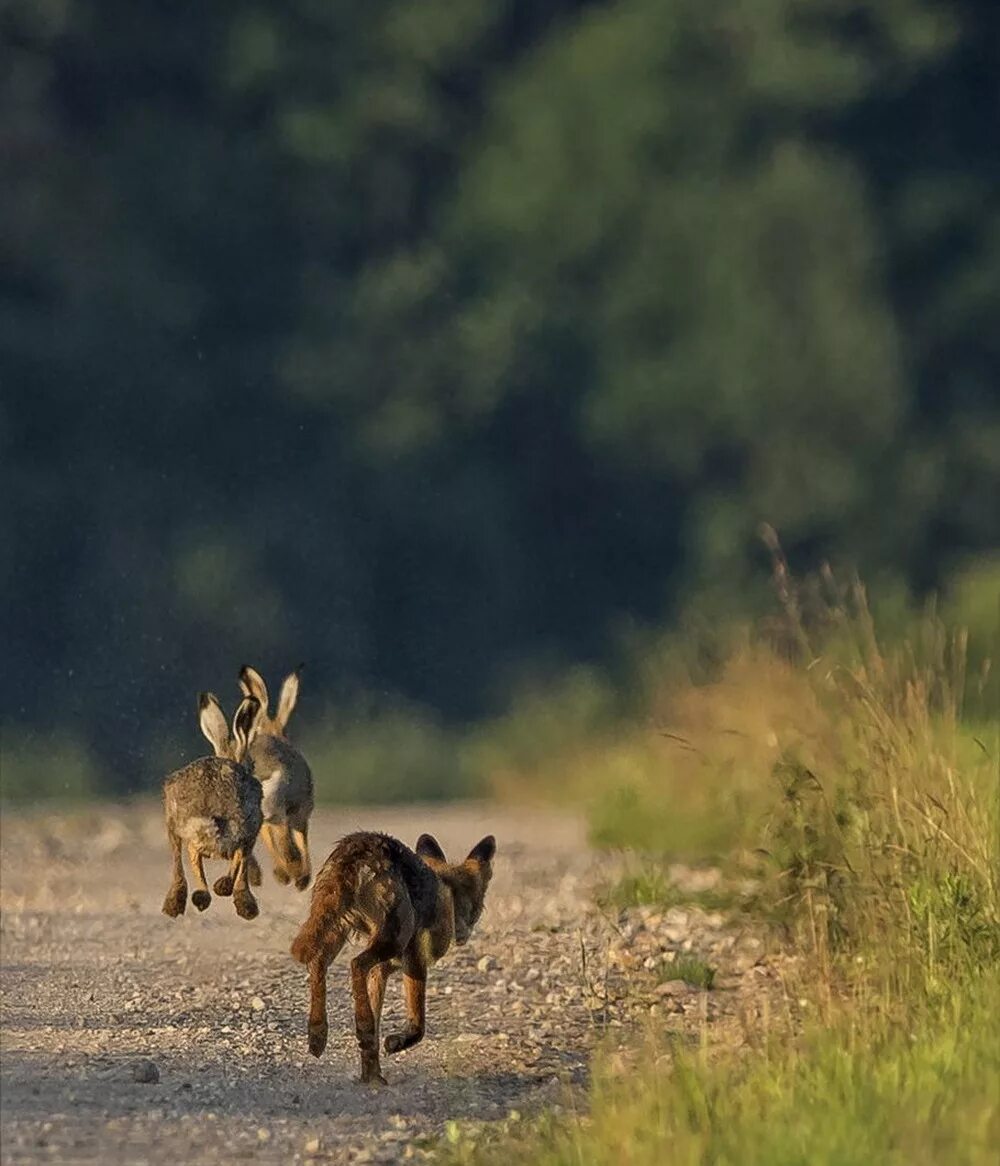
[1,0,997,793]
[445,0,970,591]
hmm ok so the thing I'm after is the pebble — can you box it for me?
[250,997,266,1012]
[132,1060,159,1084]
[654,980,690,997]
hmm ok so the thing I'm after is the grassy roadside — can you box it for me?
[442,972,999,1166]
[440,548,1000,1164]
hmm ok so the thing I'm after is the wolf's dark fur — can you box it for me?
[291,829,495,1084]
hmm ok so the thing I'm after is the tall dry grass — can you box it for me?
[443,543,999,1165]
[482,535,998,997]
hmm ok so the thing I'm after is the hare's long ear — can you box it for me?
[231,696,260,762]
[238,665,270,713]
[467,835,496,865]
[198,692,230,757]
[275,665,303,732]
[416,834,447,862]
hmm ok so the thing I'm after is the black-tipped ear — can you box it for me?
[467,835,496,865]
[416,834,446,862]
[238,665,269,712]
[198,692,229,757]
[232,695,260,745]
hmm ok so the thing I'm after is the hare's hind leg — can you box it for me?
[187,843,212,911]
[214,846,261,895]
[257,820,296,881]
[162,826,188,917]
[231,848,259,920]
[289,813,312,891]
[260,822,292,886]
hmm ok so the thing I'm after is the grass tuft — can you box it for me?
[663,955,716,990]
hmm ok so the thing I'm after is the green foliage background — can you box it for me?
[2,0,997,795]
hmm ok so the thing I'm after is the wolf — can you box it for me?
[290,830,496,1084]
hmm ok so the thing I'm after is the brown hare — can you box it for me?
[237,665,315,891]
[291,831,496,1085]
[161,693,263,921]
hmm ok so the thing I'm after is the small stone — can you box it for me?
[132,1060,159,1084]
[257,1127,271,1142]
[251,996,265,1012]
[476,956,494,973]
[304,1136,322,1154]
[655,979,690,997]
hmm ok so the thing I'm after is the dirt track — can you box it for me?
[1,801,775,1164]
[0,801,609,1164]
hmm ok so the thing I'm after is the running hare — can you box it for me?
[161,693,264,920]
[238,664,315,890]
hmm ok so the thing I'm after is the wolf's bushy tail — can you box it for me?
[290,882,347,964]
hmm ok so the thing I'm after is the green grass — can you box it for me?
[440,553,1000,1166]
[661,955,716,990]
[597,865,740,913]
[444,972,1000,1166]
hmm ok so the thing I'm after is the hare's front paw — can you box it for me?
[234,889,259,920]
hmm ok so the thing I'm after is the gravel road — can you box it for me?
[1,801,775,1165]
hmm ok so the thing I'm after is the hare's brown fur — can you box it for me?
[291,831,495,1084]
[161,693,263,920]
[238,665,315,890]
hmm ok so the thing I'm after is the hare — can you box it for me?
[237,664,315,891]
[161,693,264,921]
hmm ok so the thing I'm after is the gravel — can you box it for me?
[0,801,782,1164]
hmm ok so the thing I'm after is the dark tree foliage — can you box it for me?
[2,0,997,792]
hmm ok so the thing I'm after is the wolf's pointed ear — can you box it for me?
[198,692,229,757]
[275,665,303,732]
[231,696,260,760]
[416,834,446,862]
[467,835,496,865]
[238,665,269,713]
